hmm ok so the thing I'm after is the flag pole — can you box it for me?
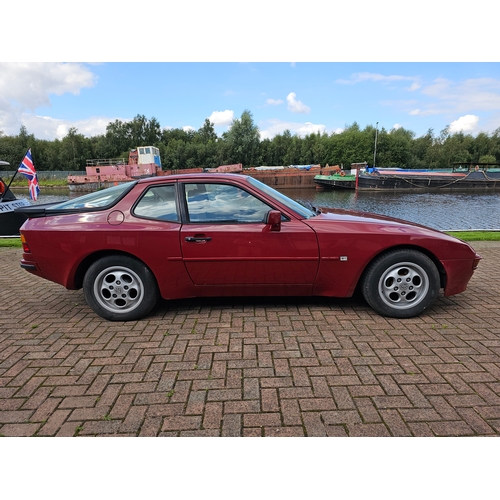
[0,148,31,203]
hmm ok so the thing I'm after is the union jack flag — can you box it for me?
[18,149,40,201]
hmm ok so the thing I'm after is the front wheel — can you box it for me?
[83,255,159,321]
[361,249,440,318]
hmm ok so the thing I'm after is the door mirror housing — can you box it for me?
[266,210,282,232]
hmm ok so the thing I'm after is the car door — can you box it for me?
[179,182,319,286]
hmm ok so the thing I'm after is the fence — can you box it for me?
[0,171,82,181]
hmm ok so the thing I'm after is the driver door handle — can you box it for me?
[185,236,212,243]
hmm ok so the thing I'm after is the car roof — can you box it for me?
[137,173,250,184]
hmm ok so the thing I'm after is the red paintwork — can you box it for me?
[19,173,480,303]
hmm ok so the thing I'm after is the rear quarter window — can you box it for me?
[133,184,179,222]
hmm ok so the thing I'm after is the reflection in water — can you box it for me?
[12,186,500,231]
[279,188,500,231]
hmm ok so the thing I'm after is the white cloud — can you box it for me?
[266,98,284,106]
[286,92,311,114]
[449,114,479,133]
[208,110,234,126]
[336,72,420,89]
[260,119,325,139]
[183,125,195,132]
[392,123,402,130]
[4,113,113,140]
[0,62,96,110]
[297,122,326,135]
[409,108,441,116]
[421,77,500,112]
[0,62,99,138]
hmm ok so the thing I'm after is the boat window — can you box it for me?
[46,182,136,210]
[145,147,151,154]
[139,148,144,154]
[133,184,179,222]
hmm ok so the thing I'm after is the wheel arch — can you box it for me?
[355,244,446,294]
[73,250,159,290]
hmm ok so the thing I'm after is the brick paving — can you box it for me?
[1,241,499,437]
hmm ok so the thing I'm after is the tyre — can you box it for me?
[83,255,159,321]
[361,249,440,318]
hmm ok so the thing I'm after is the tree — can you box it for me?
[60,128,93,171]
[128,115,162,146]
[196,119,218,145]
[478,154,497,165]
[223,110,260,167]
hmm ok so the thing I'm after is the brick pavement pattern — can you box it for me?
[1,242,499,437]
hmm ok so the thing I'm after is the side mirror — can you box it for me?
[266,210,282,232]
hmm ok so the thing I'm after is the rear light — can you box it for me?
[20,233,30,253]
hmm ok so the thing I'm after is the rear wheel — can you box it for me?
[361,249,440,318]
[83,255,159,321]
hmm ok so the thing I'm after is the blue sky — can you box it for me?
[2,62,500,142]
[2,3,499,142]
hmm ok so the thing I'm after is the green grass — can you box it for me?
[6,178,69,187]
[445,231,500,241]
[0,239,22,248]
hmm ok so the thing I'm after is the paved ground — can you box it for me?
[1,241,499,437]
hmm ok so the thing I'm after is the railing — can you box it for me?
[86,158,128,167]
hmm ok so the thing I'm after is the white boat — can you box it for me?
[0,161,31,236]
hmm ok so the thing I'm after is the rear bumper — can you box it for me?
[20,259,44,278]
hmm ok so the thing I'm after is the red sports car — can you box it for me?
[17,173,481,321]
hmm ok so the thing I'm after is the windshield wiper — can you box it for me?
[302,201,321,216]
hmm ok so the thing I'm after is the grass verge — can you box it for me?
[445,231,500,241]
[0,239,22,248]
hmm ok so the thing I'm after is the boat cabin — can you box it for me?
[129,146,162,168]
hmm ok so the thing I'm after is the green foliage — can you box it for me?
[2,116,500,172]
[478,154,497,165]
[223,110,261,167]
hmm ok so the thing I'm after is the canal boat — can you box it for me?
[67,146,161,192]
[357,166,500,191]
[0,161,31,237]
[315,163,500,192]
[313,172,357,189]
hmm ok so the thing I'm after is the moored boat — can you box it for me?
[0,161,31,236]
[68,146,161,192]
[315,163,500,191]
[357,166,500,191]
[314,173,357,189]
[314,164,360,190]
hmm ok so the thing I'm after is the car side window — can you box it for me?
[133,184,179,222]
[184,183,272,223]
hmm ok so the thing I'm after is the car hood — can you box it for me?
[314,207,436,230]
[305,207,479,259]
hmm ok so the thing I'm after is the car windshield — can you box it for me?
[47,182,136,210]
[246,176,316,218]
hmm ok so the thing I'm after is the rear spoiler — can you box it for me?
[14,202,64,218]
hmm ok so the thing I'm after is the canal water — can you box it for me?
[13,187,500,231]
[283,188,500,231]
